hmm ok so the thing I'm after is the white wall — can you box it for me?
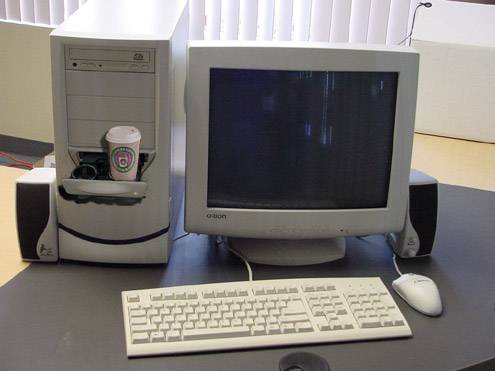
[413,0,495,48]
[412,0,495,143]
[0,21,54,142]
[413,40,495,143]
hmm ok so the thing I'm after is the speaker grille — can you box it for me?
[16,184,50,260]
[409,183,438,255]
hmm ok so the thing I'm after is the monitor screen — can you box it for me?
[207,68,398,210]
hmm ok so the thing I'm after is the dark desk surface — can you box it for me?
[1,184,494,371]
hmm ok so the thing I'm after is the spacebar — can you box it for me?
[183,326,251,340]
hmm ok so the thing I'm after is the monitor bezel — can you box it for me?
[185,41,419,239]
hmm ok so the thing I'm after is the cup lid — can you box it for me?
[105,126,141,144]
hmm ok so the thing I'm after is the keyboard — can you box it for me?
[121,277,411,357]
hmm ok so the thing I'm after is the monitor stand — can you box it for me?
[228,237,346,266]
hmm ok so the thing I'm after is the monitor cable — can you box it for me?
[397,2,432,46]
[356,234,403,277]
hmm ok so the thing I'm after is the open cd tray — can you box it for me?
[61,151,151,200]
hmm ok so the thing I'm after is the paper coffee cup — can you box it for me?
[105,126,141,181]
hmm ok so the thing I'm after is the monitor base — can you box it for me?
[228,237,346,266]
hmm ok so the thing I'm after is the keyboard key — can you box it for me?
[358,319,382,329]
[302,285,315,292]
[183,322,194,330]
[207,320,219,328]
[254,317,266,326]
[159,323,170,331]
[295,322,314,333]
[130,317,147,325]
[174,292,186,300]
[183,326,251,340]
[211,313,222,320]
[166,331,181,342]
[329,320,343,330]
[150,293,163,301]
[127,294,140,303]
[132,332,149,344]
[279,314,309,324]
[281,323,296,333]
[265,287,276,294]
[129,309,146,317]
[231,319,243,327]
[171,323,182,331]
[132,324,157,333]
[318,323,331,331]
[151,316,162,324]
[342,320,354,330]
[252,325,265,335]
[253,288,264,295]
[176,314,187,323]
[202,290,214,298]
[215,290,226,298]
[187,292,198,299]
[267,324,282,335]
[283,300,306,315]
[150,331,165,342]
[220,319,230,327]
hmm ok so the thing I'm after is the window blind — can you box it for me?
[0,0,418,46]
[192,0,420,45]
[0,0,85,25]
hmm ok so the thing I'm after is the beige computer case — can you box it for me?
[50,0,188,263]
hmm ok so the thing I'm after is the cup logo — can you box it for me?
[111,147,136,173]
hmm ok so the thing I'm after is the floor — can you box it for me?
[411,134,495,192]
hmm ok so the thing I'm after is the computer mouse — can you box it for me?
[392,273,442,316]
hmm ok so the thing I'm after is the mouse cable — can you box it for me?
[393,254,403,277]
[216,236,253,281]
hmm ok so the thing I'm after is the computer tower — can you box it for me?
[50,0,188,263]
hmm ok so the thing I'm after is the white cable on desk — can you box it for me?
[393,254,403,277]
[225,244,253,281]
[216,236,253,281]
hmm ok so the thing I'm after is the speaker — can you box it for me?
[388,169,438,258]
[16,168,58,262]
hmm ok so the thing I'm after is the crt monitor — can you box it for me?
[185,41,419,265]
